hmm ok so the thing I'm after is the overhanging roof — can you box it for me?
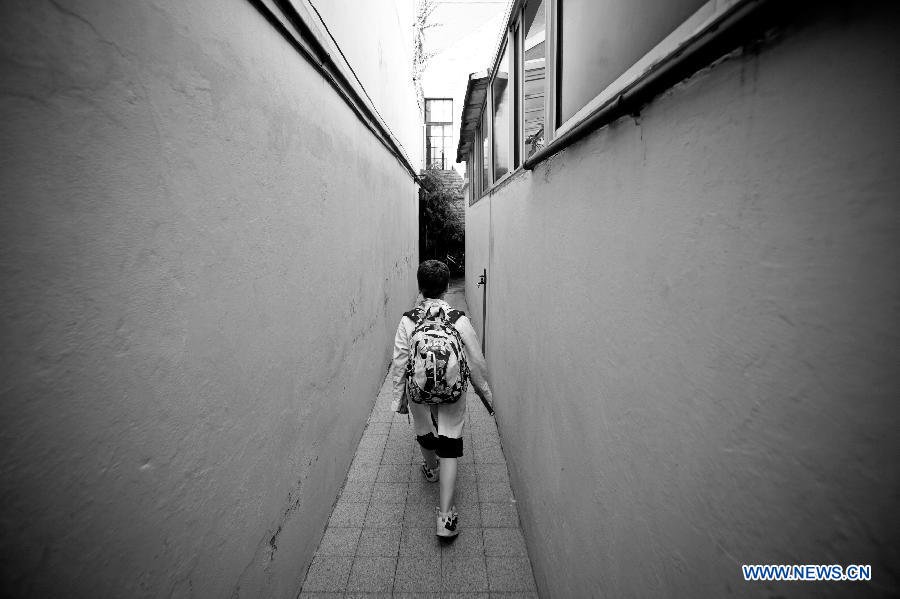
[455,71,490,164]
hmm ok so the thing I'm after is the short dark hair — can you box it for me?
[417,260,450,298]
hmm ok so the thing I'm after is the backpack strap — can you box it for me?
[446,309,465,324]
[404,305,464,324]
[403,307,425,325]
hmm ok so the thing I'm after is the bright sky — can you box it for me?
[425,0,510,58]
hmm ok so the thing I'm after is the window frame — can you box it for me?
[548,0,753,140]
[424,97,454,170]
[466,0,759,185]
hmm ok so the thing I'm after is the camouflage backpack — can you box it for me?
[404,303,469,405]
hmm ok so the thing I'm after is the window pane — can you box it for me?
[522,0,545,159]
[492,43,511,180]
[557,0,704,124]
[481,110,490,192]
[426,99,452,123]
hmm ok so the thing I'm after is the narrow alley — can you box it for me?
[299,281,538,597]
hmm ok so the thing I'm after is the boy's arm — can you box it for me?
[454,315,494,413]
[390,318,411,412]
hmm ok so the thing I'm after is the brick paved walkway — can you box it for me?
[299,281,538,598]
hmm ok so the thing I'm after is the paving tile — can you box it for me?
[394,593,442,599]
[468,419,497,433]
[399,526,441,558]
[364,502,405,528]
[347,462,379,482]
[346,556,396,593]
[445,594,489,599]
[370,409,394,423]
[440,527,484,557]
[485,557,537,593]
[297,593,342,599]
[404,501,437,527]
[487,593,538,599]
[452,477,478,502]
[359,430,389,445]
[370,482,408,504]
[391,416,414,434]
[302,556,353,592]
[363,420,392,435]
[478,482,514,504]
[387,427,410,443]
[456,463,477,480]
[394,555,442,592]
[328,501,368,528]
[356,436,387,463]
[316,527,362,556]
[479,502,519,528]
[357,526,401,556]
[471,430,500,449]
[408,480,440,505]
[392,412,412,426]
[474,444,506,464]
[443,556,488,592]
[382,444,414,464]
[345,594,391,599]
[455,502,482,528]
[339,480,375,503]
[475,464,509,484]
[483,528,527,557]
[376,463,410,483]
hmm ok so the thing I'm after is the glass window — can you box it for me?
[492,43,511,180]
[425,98,453,169]
[557,0,705,124]
[425,99,453,124]
[481,109,490,193]
[521,0,545,159]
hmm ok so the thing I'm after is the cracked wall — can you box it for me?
[0,0,418,597]
[466,4,900,598]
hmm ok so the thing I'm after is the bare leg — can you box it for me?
[439,457,457,513]
[420,446,438,470]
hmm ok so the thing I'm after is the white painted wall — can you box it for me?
[0,0,418,596]
[311,0,421,168]
[466,4,900,597]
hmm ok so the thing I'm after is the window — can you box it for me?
[425,98,453,169]
[521,0,545,160]
[556,0,705,125]
[481,110,491,192]
[458,0,746,179]
[492,44,512,180]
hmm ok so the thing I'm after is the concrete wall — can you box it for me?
[0,1,418,597]
[311,0,421,166]
[466,4,900,597]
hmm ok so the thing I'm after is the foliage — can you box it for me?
[419,170,464,273]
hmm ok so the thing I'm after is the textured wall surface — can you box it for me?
[311,0,420,169]
[0,1,417,597]
[466,4,899,598]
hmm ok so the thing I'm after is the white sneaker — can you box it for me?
[421,461,440,483]
[436,506,459,538]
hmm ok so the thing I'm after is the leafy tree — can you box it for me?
[419,170,464,273]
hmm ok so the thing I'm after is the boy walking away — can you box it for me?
[390,260,494,538]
